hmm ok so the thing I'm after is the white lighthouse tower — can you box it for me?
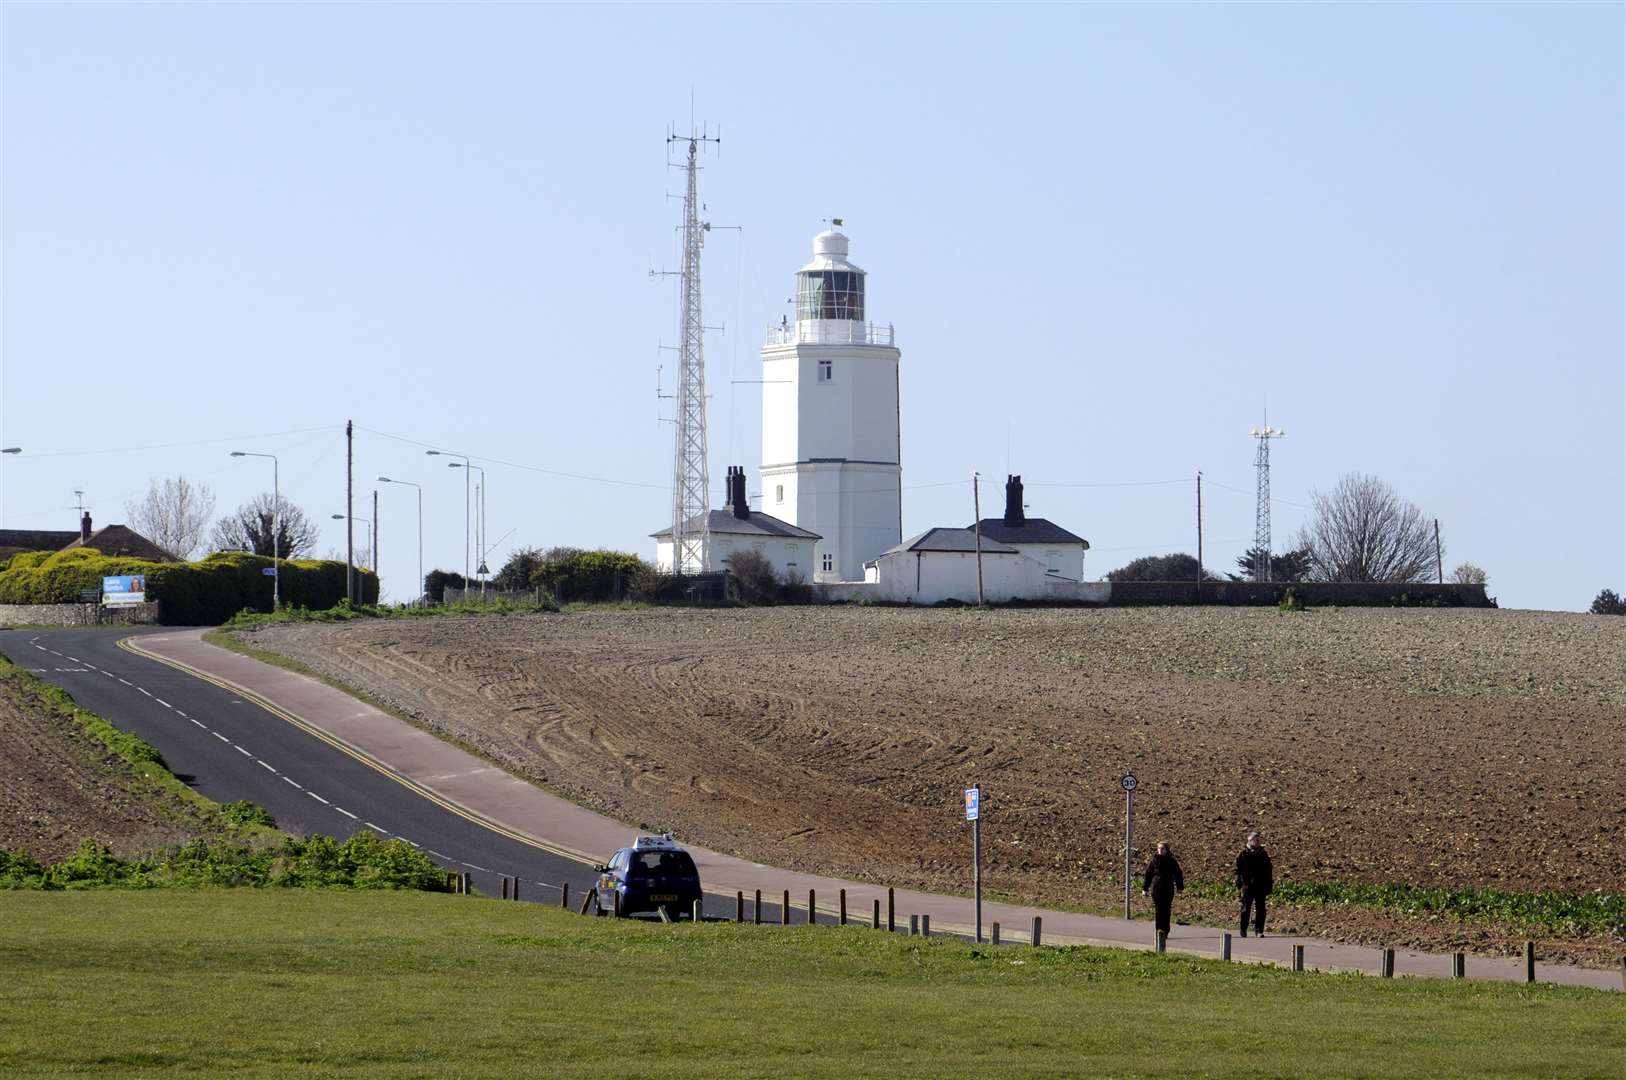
[760,226,902,582]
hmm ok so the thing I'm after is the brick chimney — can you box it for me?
[729,466,750,519]
[1003,475,1024,526]
[80,512,93,543]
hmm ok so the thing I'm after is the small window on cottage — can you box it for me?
[775,484,784,503]
[821,553,834,573]
[818,360,833,383]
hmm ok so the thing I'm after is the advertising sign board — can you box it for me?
[102,575,146,606]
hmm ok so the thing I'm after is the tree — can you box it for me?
[1450,563,1488,586]
[1106,553,1219,582]
[123,476,216,560]
[423,569,466,603]
[1591,589,1625,616]
[1229,547,1312,583]
[209,493,318,559]
[530,548,646,602]
[492,547,545,591]
[727,549,780,605]
[1296,473,1438,583]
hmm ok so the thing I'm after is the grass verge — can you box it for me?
[0,891,1620,1078]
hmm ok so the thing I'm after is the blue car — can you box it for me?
[594,834,703,919]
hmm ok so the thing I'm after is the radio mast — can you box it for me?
[1250,421,1285,581]
[666,128,717,575]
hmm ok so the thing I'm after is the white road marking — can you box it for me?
[404,840,421,849]
[137,688,152,697]
[460,862,491,872]
[256,760,277,773]
[82,663,97,671]
[308,792,330,805]
[48,650,61,656]
[154,698,171,708]
[427,850,449,859]
[188,718,206,729]
[334,807,358,820]
[65,656,80,662]
[118,678,132,686]
[364,822,387,834]
[102,671,117,679]
[211,732,230,743]
[282,777,303,789]
[33,645,46,652]
[233,745,252,757]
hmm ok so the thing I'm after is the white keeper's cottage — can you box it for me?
[651,466,821,581]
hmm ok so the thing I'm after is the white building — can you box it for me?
[760,227,901,582]
[969,475,1090,580]
[651,466,820,580]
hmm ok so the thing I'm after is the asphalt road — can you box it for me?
[2,625,775,919]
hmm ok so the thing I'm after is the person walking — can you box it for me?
[1141,841,1184,941]
[1235,831,1274,937]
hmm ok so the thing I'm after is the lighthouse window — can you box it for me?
[775,484,784,503]
[818,360,833,383]
[797,270,865,322]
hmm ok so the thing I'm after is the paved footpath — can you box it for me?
[135,629,1622,993]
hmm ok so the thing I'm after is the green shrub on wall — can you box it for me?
[0,547,375,624]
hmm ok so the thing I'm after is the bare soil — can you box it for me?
[240,606,1626,965]
[0,673,201,862]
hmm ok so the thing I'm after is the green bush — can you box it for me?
[530,548,646,603]
[219,801,278,830]
[0,546,376,624]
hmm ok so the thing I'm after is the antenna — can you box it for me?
[1250,421,1286,582]
[70,489,90,514]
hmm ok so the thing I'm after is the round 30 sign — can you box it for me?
[1121,773,1137,793]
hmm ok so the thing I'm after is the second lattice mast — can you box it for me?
[668,130,716,575]
[1250,421,1285,581]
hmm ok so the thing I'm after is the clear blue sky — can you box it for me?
[3,3,1621,609]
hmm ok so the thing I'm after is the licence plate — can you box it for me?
[650,894,677,902]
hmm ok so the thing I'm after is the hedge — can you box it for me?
[0,548,377,625]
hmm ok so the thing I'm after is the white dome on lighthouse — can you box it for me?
[799,228,864,275]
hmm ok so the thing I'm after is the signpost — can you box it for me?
[965,784,982,942]
[1121,773,1137,920]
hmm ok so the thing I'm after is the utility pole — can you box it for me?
[346,420,355,603]
[1250,422,1285,582]
[373,488,379,578]
[1196,470,1204,595]
[1434,519,1443,584]
[972,472,985,606]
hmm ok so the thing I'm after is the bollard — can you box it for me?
[1381,948,1395,978]
[1525,941,1536,984]
[1619,956,1625,991]
[446,872,456,892]
[809,889,817,925]
[693,899,703,923]
[736,891,744,923]
[754,889,762,925]
[921,915,930,939]
[1292,944,1305,972]
[872,898,881,929]
[887,888,895,933]
[991,922,1000,946]
[612,890,621,919]
[781,890,790,927]
[463,871,473,895]
[513,879,521,902]
[657,906,671,924]
[1156,930,1166,954]
[1453,952,1465,979]
[578,890,594,916]
[501,877,510,901]
[909,914,919,937]
[561,883,569,910]
[1221,931,1232,961]
[1031,916,1042,947]
[839,889,847,926]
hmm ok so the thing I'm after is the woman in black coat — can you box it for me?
[1141,841,1184,939]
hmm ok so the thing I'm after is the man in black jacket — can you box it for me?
[1235,832,1273,937]
[1141,841,1184,940]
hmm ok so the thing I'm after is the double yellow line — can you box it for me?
[119,634,599,872]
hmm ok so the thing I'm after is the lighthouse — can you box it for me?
[760,226,902,582]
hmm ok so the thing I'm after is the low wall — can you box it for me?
[1105,581,1493,607]
[0,601,163,628]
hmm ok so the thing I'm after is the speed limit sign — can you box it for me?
[1121,773,1137,792]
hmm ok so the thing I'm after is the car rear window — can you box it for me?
[631,851,697,877]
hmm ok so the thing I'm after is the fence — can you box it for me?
[440,586,550,606]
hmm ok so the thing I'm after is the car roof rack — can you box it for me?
[631,832,680,851]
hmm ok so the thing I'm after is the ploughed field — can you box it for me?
[238,607,1626,963]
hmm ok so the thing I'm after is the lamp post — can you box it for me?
[330,514,373,570]
[378,477,422,605]
[448,462,487,596]
[426,450,471,589]
[230,451,280,610]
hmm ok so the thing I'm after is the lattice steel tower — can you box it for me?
[1250,423,1285,581]
[667,131,716,575]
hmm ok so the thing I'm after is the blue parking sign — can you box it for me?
[964,787,980,821]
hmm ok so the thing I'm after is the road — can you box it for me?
[2,626,748,914]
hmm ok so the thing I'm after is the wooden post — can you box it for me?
[887,887,895,932]
[991,922,1000,946]
[1221,932,1232,961]
[611,889,621,919]
[693,899,703,923]
[1619,955,1625,990]
[754,889,762,925]
[921,915,930,938]
[446,872,456,892]
[501,877,509,900]
[561,882,569,910]
[736,891,744,923]
[1031,916,1042,947]
[808,889,816,925]
[1453,952,1465,979]
[463,871,472,895]
[839,889,847,925]
[1156,930,1167,954]
[512,879,520,902]
[781,890,790,927]
[1292,944,1305,972]
[579,890,594,916]
[909,914,918,937]
[872,898,880,929]
[1381,948,1395,978]
[658,906,672,924]
[1524,941,1536,984]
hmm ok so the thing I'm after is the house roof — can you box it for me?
[650,509,822,541]
[966,518,1089,547]
[62,525,181,563]
[0,529,80,559]
[880,528,1020,557]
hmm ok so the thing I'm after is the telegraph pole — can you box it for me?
[1196,471,1204,594]
[345,420,355,603]
[1434,519,1443,584]
[372,488,379,578]
[972,473,985,606]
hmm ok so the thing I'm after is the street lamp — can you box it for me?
[378,477,422,605]
[1,448,20,454]
[448,462,487,595]
[331,514,373,571]
[231,451,280,611]
[426,449,471,589]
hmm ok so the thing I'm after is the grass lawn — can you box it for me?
[2,892,1621,1079]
